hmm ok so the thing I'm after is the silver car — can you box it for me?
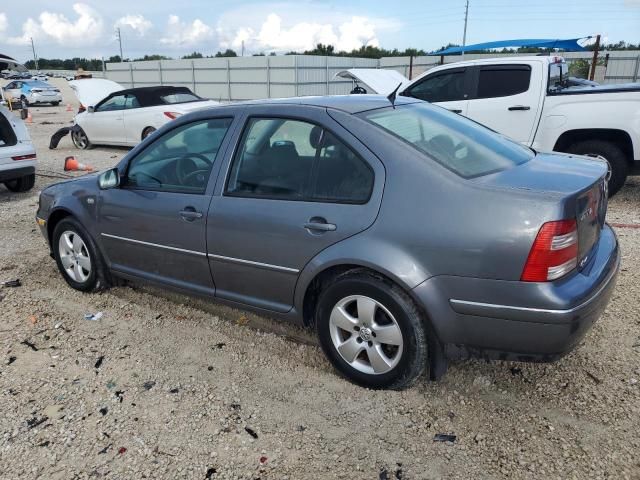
[36,96,619,389]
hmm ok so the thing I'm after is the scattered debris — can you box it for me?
[26,417,48,429]
[155,314,163,320]
[213,343,226,349]
[510,366,522,375]
[1,279,21,288]
[205,467,217,479]
[7,356,16,365]
[379,469,389,480]
[99,407,108,416]
[244,427,258,439]
[20,339,38,351]
[115,390,124,403]
[259,456,268,465]
[37,440,50,447]
[98,444,112,455]
[169,388,179,394]
[43,405,64,420]
[230,403,241,411]
[106,380,116,389]
[29,315,37,325]
[237,316,248,326]
[84,312,103,322]
[207,366,214,371]
[585,370,603,385]
[296,425,306,432]
[118,447,127,455]
[143,381,156,391]
[95,356,104,369]
[433,433,457,443]
[447,411,455,420]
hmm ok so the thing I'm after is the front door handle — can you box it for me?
[179,207,203,221]
[508,105,531,111]
[304,217,336,233]
[448,109,462,114]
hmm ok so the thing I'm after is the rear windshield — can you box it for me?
[360,103,533,178]
[27,81,50,88]
[160,92,202,104]
[0,113,18,147]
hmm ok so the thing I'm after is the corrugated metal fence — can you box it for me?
[104,51,640,101]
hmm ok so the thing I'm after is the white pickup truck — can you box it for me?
[339,56,640,196]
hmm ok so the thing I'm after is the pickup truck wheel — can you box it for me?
[4,174,35,192]
[315,270,428,389]
[567,140,628,197]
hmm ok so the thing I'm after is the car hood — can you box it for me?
[68,79,123,107]
[334,69,411,95]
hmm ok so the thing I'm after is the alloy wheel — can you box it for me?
[72,130,88,149]
[329,295,403,375]
[58,230,92,283]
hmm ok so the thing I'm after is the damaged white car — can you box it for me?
[52,79,219,149]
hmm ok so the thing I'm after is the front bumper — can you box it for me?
[412,224,620,362]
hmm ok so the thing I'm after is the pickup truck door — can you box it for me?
[402,67,471,116]
[465,64,543,145]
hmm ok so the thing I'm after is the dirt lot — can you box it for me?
[1,78,639,480]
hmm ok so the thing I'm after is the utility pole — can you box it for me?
[462,0,469,59]
[30,37,39,71]
[241,40,245,57]
[116,27,124,62]
[589,34,601,81]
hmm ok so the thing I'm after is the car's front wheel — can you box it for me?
[315,270,428,389]
[52,217,109,292]
[4,174,35,192]
[71,127,92,150]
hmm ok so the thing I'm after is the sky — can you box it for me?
[0,0,639,62]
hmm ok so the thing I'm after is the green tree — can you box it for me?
[182,52,204,59]
[215,49,238,57]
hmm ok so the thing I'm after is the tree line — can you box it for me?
[23,40,640,71]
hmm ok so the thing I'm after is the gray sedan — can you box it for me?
[36,95,619,389]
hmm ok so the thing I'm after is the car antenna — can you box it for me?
[387,83,402,109]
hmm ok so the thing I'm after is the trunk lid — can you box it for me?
[475,152,608,270]
[334,69,411,95]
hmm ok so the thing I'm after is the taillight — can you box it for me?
[12,153,37,161]
[521,219,578,282]
[164,111,182,120]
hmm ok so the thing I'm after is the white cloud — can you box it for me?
[0,13,7,34]
[115,14,152,37]
[221,13,385,53]
[7,3,103,46]
[160,15,213,47]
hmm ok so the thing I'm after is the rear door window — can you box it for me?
[0,114,18,147]
[226,118,373,203]
[476,65,531,98]
[407,68,467,102]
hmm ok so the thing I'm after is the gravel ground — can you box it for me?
[1,78,639,480]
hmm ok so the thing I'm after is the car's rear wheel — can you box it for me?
[567,140,628,197]
[71,127,92,150]
[315,270,428,389]
[142,127,156,140]
[52,217,109,292]
[4,174,35,192]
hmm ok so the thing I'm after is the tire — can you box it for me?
[52,217,110,292]
[567,140,628,197]
[142,127,156,140]
[315,270,428,389]
[4,174,35,192]
[71,127,93,150]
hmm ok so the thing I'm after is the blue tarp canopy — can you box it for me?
[430,38,589,56]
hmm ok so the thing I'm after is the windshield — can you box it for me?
[360,103,534,178]
[27,81,51,88]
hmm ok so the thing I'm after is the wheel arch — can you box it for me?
[141,126,155,140]
[46,208,74,246]
[553,128,635,162]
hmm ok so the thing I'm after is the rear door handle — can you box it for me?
[448,109,462,114]
[304,217,336,232]
[179,207,203,221]
[508,105,531,111]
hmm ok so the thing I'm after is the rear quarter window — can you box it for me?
[0,113,18,147]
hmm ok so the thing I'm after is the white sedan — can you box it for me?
[0,106,37,192]
[68,79,219,149]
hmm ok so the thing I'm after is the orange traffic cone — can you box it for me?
[64,156,94,172]
[26,112,33,124]
[66,103,73,112]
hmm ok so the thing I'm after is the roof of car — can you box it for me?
[224,94,422,114]
[115,85,195,97]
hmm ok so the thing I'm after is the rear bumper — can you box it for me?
[29,93,62,104]
[412,224,620,362]
[0,165,35,183]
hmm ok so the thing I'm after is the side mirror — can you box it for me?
[98,168,120,190]
[87,106,95,113]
